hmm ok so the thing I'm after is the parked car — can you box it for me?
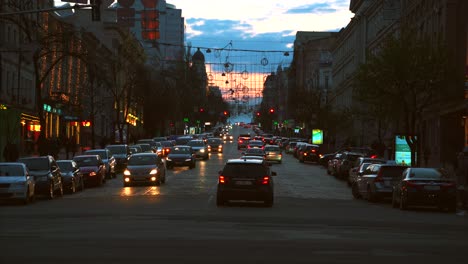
[392,167,457,212]
[106,144,130,172]
[123,153,166,187]
[216,158,277,207]
[354,164,408,202]
[72,155,106,187]
[264,145,282,163]
[319,153,336,167]
[56,160,84,193]
[349,162,373,194]
[348,157,387,186]
[166,146,196,169]
[187,140,209,160]
[206,138,224,153]
[18,156,63,199]
[285,142,297,154]
[327,153,343,175]
[334,152,365,180]
[0,162,35,204]
[84,148,116,179]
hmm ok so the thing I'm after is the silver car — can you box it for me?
[264,145,282,163]
[0,162,35,204]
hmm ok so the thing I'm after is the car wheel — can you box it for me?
[70,179,76,194]
[80,178,85,191]
[400,193,408,210]
[351,183,361,199]
[264,195,274,207]
[48,182,55,199]
[391,192,398,208]
[57,182,64,197]
[23,188,31,205]
[367,186,376,202]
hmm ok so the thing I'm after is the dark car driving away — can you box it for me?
[166,146,196,169]
[216,159,277,207]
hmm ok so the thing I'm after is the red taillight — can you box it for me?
[239,140,243,143]
[374,170,384,183]
[370,155,378,159]
[219,175,226,184]
[262,176,270,185]
[312,149,316,153]
[303,153,308,156]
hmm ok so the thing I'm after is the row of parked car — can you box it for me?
[319,150,458,212]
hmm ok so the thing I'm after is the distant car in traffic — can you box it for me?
[166,146,196,169]
[264,145,282,163]
[84,148,116,179]
[187,140,209,160]
[106,144,130,172]
[206,138,223,153]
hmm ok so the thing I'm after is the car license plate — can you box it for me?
[236,181,252,186]
[424,185,440,191]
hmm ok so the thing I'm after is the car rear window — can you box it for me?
[380,166,407,178]
[18,158,49,171]
[264,146,279,151]
[222,164,267,178]
[409,168,447,179]
[0,165,25,176]
[73,156,99,167]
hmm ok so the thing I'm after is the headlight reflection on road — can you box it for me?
[144,186,160,196]
[120,186,161,196]
[121,187,133,196]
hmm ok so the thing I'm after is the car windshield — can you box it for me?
[85,150,106,159]
[57,162,73,172]
[128,155,156,166]
[171,147,191,154]
[0,165,25,176]
[137,144,152,151]
[187,141,204,147]
[249,141,263,146]
[264,146,279,151]
[106,146,126,155]
[18,158,49,171]
[73,157,99,167]
[381,166,408,178]
[222,164,267,177]
[208,139,222,144]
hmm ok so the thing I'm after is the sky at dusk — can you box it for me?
[55,1,354,100]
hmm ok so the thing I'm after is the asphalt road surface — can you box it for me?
[1,126,467,264]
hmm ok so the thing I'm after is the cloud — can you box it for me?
[285,3,337,14]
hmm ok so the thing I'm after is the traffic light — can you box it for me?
[199,108,204,113]
[256,112,260,116]
[91,0,101,21]
[223,111,228,116]
[269,108,275,114]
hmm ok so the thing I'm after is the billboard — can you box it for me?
[395,135,416,166]
[312,129,323,144]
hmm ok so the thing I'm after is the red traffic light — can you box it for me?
[256,112,260,116]
[223,111,228,116]
[269,108,275,114]
[199,108,204,112]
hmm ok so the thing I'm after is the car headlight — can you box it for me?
[218,145,223,148]
[185,158,192,161]
[200,149,205,153]
[89,171,97,176]
[123,170,131,176]
[150,169,158,175]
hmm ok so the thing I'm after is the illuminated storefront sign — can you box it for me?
[312,129,323,144]
[395,135,417,166]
